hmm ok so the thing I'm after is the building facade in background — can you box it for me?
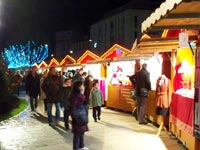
[55,29,89,60]
[55,0,162,58]
[90,8,152,52]
[89,0,162,53]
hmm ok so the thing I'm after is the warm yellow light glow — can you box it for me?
[38,61,48,68]
[176,47,195,89]
[60,55,76,65]
[48,58,60,67]
[100,44,132,59]
[178,60,193,75]
[77,50,99,63]
[161,29,169,38]
[141,34,151,39]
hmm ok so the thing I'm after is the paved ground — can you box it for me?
[0,97,185,150]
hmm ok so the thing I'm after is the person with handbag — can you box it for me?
[70,81,89,150]
[134,63,151,125]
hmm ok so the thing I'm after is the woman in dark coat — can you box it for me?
[70,81,89,150]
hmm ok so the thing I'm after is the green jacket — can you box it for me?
[89,88,104,107]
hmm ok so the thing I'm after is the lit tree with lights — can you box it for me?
[0,54,20,115]
[1,40,48,69]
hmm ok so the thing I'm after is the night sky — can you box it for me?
[0,0,163,51]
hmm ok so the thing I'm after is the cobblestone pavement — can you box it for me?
[0,97,183,150]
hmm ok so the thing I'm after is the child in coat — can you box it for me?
[89,81,104,122]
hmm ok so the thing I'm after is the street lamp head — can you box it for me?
[69,50,73,54]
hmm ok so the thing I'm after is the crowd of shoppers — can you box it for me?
[18,62,152,150]
[24,66,105,150]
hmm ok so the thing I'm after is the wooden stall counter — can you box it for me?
[106,84,136,113]
[146,90,156,122]
[169,92,199,150]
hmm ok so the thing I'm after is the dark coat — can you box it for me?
[135,68,151,96]
[73,73,83,82]
[26,73,40,98]
[70,92,89,134]
[60,86,71,110]
[42,74,62,103]
[84,76,93,104]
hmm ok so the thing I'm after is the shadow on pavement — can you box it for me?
[30,112,48,124]
[99,120,139,132]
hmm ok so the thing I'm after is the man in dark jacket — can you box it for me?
[26,66,40,112]
[60,78,72,130]
[42,67,63,126]
[73,68,84,83]
[134,63,151,124]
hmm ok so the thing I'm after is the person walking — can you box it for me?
[73,68,84,82]
[134,63,151,124]
[84,75,93,105]
[42,67,62,126]
[70,81,89,150]
[60,78,72,130]
[26,66,40,113]
[89,81,104,122]
[15,70,23,96]
[39,70,48,114]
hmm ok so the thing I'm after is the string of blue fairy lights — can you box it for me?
[1,41,48,69]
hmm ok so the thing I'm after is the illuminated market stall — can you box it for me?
[48,57,61,71]
[132,32,173,124]
[77,50,109,100]
[38,61,48,73]
[60,54,77,78]
[77,50,101,79]
[140,0,200,149]
[60,55,76,67]
[100,44,136,112]
[133,29,198,150]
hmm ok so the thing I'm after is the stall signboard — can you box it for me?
[194,45,200,140]
[179,32,189,48]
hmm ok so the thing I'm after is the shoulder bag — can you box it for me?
[73,104,88,125]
